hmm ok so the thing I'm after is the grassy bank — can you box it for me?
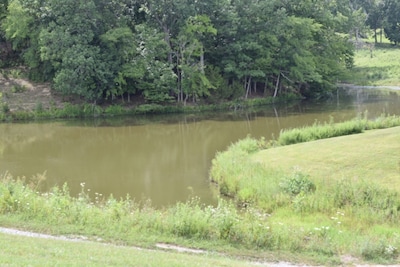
[210,115,400,264]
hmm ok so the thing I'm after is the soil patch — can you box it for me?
[0,74,67,112]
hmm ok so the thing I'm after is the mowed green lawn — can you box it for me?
[0,232,257,267]
[252,126,400,192]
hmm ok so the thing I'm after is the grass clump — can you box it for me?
[361,239,399,262]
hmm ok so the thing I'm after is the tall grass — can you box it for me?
[278,114,400,146]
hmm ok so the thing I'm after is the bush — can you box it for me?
[280,171,316,196]
[83,103,103,117]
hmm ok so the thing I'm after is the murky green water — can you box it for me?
[1,89,399,207]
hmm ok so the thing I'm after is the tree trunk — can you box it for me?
[264,76,268,95]
[200,47,205,74]
[273,73,280,98]
[155,15,174,64]
[245,76,251,99]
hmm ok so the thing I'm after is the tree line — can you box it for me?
[0,0,398,104]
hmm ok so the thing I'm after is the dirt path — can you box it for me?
[1,227,398,267]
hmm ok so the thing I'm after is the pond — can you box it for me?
[1,88,399,207]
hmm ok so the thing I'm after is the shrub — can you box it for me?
[104,105,126,116]
[280,171,316,196]
[134,104,164,114]
[361,239,399,261]
[1,103,10,114]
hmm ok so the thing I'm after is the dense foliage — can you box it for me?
[0,0,396,103]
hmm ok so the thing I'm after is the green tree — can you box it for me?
[99,27,136,101]
[128,24,176,103]
[383,0,400,44]
[274,0,354,96]
[363,0,385,43]
[38,0,140,100]
[138,0,196,63]
[0,0,8,36]
[0,0,12,66]
[176,15,217,103]
[2,0,358,103]
[2,0,47,77]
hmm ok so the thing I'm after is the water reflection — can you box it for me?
[0,89,399,207]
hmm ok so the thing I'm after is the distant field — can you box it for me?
[346,42,400,86]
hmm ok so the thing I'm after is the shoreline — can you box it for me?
[338,83,400,91]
